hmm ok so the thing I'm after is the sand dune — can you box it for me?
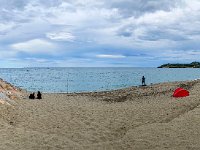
[0,79,199,149]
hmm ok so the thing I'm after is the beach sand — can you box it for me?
[0,79,200,149]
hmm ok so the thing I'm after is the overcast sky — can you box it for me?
[0,0,199,67]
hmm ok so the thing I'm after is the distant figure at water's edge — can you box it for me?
[142,76,146,86]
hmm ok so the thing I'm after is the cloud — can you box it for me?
[11,39,56,54]
[0,0,200,67]
[0,0,27,10]
[96,54,126,59]
[105,0,181,17]
[0,22,16,34]
[46,32,75,42]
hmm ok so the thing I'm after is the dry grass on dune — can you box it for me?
[0,79,199,149]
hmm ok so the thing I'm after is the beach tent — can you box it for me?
[173,88,189,97]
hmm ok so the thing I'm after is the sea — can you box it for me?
[0,67,200,93]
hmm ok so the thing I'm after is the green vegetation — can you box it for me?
[158,62,200,68]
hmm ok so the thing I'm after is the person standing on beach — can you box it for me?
[142,76,146,86]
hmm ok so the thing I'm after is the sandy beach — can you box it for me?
[0,79,200,149]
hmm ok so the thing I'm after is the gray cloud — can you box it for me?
[0,0,28,9]
[138,29,188,41]
[106,0,182,17]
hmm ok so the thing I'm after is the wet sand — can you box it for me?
[0,79,200,149]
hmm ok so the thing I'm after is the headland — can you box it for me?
[158,61,200,68]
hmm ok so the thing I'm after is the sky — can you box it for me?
[0,0,200,67]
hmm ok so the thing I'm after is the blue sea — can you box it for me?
[0,67,199,93]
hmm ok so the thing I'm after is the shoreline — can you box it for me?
[2,67,200,94]
[0,77,198,103]
[19,78,200,95]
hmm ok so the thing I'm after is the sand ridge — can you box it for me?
[0,79,199,149]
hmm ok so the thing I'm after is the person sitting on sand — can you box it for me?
[32,92,35,99]
[37,91,42,99]
[29,92,35,99]
[29,94,32,99]
[142,76,146,86]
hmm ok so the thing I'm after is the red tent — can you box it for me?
[173,88,189,97]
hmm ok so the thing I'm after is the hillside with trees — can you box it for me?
[158,62,200,68]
